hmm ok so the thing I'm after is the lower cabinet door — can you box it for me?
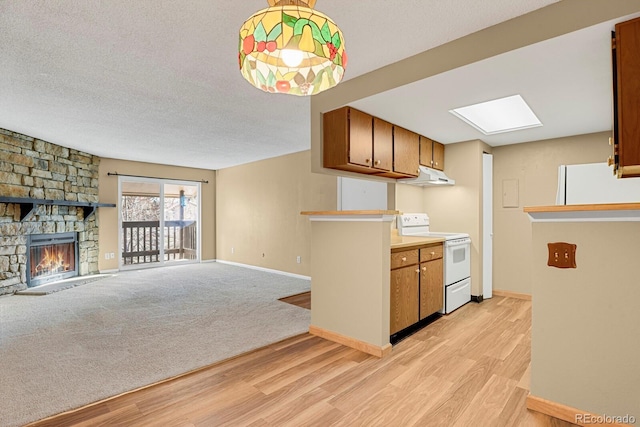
[420,259,443,320]
[390,265,419,335]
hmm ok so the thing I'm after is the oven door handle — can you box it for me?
[446,239,471,248]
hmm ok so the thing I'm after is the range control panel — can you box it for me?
[398,213,429,227]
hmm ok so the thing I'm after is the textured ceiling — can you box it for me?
[0,0,560,170]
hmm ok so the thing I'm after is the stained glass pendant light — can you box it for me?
[239,0,346,96]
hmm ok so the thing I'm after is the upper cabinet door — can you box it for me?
[393,127,420,177]
[419,136,433,167]
[432,141,445,171]
[348,109,374,168]
[615,17,640,177]
[373,118,392,172]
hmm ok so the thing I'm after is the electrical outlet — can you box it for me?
[104,253,109,260]
[231,247,234,254]
[296,256,301,264]
[109,252,115,259]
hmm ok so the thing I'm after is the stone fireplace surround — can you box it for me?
[0,128,100,295]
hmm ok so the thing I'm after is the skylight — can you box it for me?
[449,94,542,135]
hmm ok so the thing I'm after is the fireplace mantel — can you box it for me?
[0,197,115,221]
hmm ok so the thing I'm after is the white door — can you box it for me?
[482,153,493,298]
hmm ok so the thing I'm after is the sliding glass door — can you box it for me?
[163,183,198,263]
[119,177,200,269]
[120,180,162,266]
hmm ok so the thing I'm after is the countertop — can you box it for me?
[524,203,640,213]
[390,235,445,249]
[301,210,399,216]
[524,203,640,222]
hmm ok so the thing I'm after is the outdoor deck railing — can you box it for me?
[122,220,197,264]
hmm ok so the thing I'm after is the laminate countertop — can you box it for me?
[390,235,445,250]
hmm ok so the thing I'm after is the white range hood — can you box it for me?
[398,166,455,186]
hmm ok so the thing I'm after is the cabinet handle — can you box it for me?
[374,160,381,166]
[430,160,433,165]
[608,156,614,167]
[365,158,371,163]
[415,269,420,274]
[435,162,439,166]
[609,137,613,146]
[422,266,427,271]
[401,256,407,262]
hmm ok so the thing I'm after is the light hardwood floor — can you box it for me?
[28,296,577,426]
[278,291,311,310]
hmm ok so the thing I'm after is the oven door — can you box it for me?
[445,238,471,285]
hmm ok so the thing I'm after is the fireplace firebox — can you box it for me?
[27,232,79,287]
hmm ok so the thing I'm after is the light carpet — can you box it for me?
[0,262,311,427]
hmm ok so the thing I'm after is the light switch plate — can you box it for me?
[547,242,577,269]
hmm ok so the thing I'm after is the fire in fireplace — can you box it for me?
[27,232,79,287]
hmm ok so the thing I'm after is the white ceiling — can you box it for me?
[352,13,640,146]
[1,0,609,171]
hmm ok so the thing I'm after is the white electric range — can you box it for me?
[397,213,472,314]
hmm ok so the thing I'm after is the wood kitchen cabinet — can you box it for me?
[433,141,445,171]
[390,243,443,337]
[390,265,420,335]
[391,126,420,177]
[612,16,640,178]
[323,107,393,174]
[323,106,419,178]
[373,117,393,172]
[420,136,445,171]
[390,249,419,334]
[419,244,444,319]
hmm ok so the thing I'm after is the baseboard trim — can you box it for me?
[493,289,532,300]
[98,269,118,274]
[309,325,392,358]
[526,395,632,426]
[215,260,311,281]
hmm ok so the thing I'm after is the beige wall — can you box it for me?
[97,158,216,271]
[530,221,640,418]
[310,219,391,347]
[394,183,426,214]
[492,132,611,294]
[216,150,336,276]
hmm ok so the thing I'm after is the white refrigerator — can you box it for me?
[556,162,640,205]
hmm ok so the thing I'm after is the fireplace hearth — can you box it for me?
[27,232,79,288]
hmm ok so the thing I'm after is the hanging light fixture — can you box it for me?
[239,0,347,96]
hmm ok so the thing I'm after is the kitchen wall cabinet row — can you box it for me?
[390,243,443,336]
[323,106,444,179]
[611,16,640,178]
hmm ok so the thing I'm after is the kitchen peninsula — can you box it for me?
[524,203,640,424]
[301,210,444,357]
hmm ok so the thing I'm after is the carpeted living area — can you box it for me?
[0,262,311,427]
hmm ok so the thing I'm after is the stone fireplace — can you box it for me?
[0,129,101,295]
